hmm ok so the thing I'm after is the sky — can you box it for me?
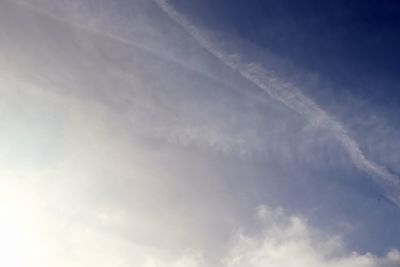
[0,0,400,266]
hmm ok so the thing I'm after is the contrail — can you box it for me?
[153,0,400,206]
[8,0,241,94]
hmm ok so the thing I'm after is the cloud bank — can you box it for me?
[1,172,398,267]
[221,206,400,267]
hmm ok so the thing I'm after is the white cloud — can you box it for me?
[1,175,398,267]
[222,206,400,267]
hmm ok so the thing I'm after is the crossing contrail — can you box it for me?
[153,0,400,207]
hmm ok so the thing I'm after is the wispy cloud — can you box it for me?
[152,0,400,207]
[11,0,240,95]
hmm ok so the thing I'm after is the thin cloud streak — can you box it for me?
[153,0,400,207]
[10,0,241,97]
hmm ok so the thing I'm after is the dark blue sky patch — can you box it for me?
[170,0,400,108]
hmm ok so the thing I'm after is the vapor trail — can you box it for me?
[9,0,239,94]
[153,0,400,206]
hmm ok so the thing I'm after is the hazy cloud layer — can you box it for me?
[1,0,400,266]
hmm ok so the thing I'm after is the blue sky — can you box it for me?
[0,0,400,266]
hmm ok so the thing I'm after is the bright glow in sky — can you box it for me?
[1,0,400,266]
